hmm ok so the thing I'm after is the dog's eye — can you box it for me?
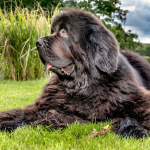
[60,29,68,37]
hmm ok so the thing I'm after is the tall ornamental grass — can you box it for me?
[0,5,57,80]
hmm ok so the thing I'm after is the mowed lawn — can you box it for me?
[0,79,150,150]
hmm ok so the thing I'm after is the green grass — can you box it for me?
[0,79,150,150]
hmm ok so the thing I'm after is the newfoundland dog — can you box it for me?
[1,8,150,138]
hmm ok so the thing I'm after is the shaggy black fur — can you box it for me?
[1,8,150,138]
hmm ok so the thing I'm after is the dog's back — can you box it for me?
[121,50,150,90]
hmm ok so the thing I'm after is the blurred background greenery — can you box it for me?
[0,0,149,81]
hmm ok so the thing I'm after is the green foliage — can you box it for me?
[105,23,142,50]
[0,0,59,13]
[1,79,150,149]
[61,0,129,24]
[0,4,53,81]
[61,0,142,51]
[136,44,150,56]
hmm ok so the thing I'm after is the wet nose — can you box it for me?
[36,39,43,47]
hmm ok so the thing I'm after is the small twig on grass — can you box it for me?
[87,125,111,137]
[78,125,111,142]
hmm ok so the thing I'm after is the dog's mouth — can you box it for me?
[44,62,75,75]
[39,54,75,76]
[44,63,52,72]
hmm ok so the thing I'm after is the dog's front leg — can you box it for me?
[0,109,24,132]
[0,75,83,132]
[0,76,58,132]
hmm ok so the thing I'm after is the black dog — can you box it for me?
[0,8,150,138]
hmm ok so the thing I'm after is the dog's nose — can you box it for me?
[36,39,43,47]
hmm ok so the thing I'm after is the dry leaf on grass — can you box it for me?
[87,125,111,137]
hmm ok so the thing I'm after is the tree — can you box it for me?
[0,0,59,13]
[61,0,141,50]
[104,23,142,50]
[61,0,129,25]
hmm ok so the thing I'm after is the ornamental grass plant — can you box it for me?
[0,3,58,80]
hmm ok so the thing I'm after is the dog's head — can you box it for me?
[36,8,119,78]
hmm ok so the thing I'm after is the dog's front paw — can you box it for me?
[0,109,24,132]
[113,117,148,138]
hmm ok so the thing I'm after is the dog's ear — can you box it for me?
[88,24,119,74]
